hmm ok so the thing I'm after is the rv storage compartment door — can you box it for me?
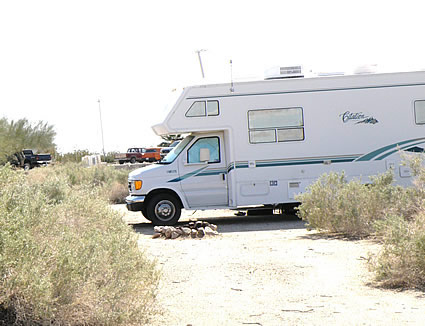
[288,180,307,200]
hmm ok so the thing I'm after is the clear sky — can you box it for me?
[1,0,424,153]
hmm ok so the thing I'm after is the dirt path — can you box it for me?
[116,206,425,326]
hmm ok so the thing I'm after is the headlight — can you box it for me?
[134,180,142,190]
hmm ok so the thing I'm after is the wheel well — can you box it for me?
[145,189,183,208]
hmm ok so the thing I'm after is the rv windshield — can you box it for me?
[160,135,194,164]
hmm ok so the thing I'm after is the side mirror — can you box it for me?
[199,148,210,163]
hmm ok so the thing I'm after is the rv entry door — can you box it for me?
[178,133,228,208]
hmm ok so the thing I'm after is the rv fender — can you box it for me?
[144,188,186,210]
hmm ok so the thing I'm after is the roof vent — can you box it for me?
[265,65,304,80]
[353,64,377,75]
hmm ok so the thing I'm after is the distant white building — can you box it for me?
[82,154,102,167]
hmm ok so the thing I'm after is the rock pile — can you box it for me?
[152,221,219,239]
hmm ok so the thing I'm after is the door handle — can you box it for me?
[221,173,226,181]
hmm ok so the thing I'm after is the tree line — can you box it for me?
[0,117,56,164]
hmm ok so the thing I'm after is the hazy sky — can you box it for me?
[1,0,424,153]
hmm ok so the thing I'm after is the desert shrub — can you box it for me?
[33,163,129,204]
[370,155,425,289]
[108,181,130,204]
[372,212,425,289]
[0,165,159,325]
[296,170,409,237]
[297,154,425,289]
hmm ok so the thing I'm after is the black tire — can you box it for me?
[119,160,124,164]
[130,157,136,164]
[141,207,151,221]
[283,203,299,216]
[146,193,181,225]
[23,163,31,171]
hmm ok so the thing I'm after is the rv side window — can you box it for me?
[186,101,219,117]
[187,137,220,164]
[248,108,304,144]
[207,101,219,116]
[414,100,425,124]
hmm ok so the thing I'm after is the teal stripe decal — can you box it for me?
[168,139,423,183]
[375,140,425,160]
[168,166,208,183]
[356,138,425,162]
[233,155,359,170]
[197,168,227,176]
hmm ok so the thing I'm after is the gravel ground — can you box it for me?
[115,205,425,326]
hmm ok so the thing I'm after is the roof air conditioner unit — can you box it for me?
[264,65,304,80]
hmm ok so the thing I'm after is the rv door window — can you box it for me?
[414,100,425,124]
[248,107,304,144]
[187,137,220,164]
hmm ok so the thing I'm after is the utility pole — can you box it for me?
[97,99,106,158]
[195,49,206,79]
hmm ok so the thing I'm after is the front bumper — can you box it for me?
[126,195,146,212]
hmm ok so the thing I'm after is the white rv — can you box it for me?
[126,69,425,225]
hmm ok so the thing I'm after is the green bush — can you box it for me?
[296,170,409,237]
[297,154,425,289]
[372,212,425,289]
[0,165,159,325]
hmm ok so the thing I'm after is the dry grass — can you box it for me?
[0,164,159,325]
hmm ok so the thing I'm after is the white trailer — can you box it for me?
[126,69,425,225]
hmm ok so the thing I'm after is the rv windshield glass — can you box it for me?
[160,135,194,164]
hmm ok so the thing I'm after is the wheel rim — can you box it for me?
[154,200,176,222]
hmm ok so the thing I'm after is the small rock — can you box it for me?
[181,227,191,236]
[188,222,195,229]
[209,224,218,231]
[191,229,197,238]
[204,226,218,236]
[197,228,206,238]
[165,228,172,238]
[202,221,210,227]
[154,226,164,233]
[171,231,180,239]
[152,233,162,239]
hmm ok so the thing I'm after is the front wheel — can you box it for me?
[146,193,181,225]
[141,206,151,221]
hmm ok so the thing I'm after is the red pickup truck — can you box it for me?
[115,148,145,164]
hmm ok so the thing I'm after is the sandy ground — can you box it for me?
[114,205,425,326]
